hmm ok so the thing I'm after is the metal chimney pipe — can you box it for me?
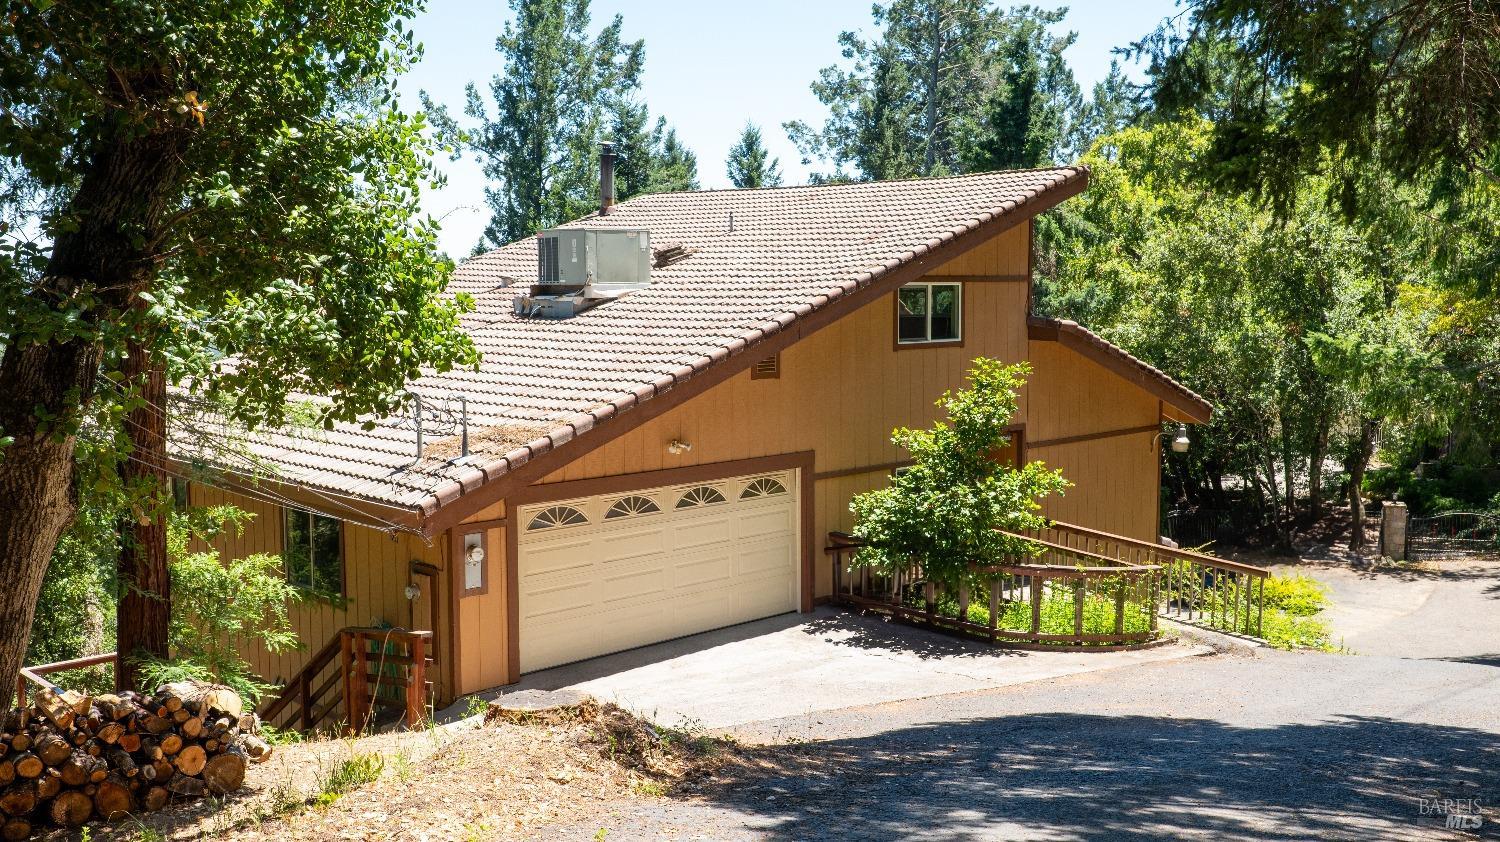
[600,141,616,216]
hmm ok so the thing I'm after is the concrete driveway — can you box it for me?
[480,606,1203,730]
[1276,556,1500,663]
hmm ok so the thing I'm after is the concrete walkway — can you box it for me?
[466,606,1204,730]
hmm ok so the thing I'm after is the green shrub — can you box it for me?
[850,359,1070,591]
[137,505,301,705]
[1261,573,1328,617]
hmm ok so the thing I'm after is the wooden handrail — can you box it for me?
[17,652,117,707]
[992,529,1160,571]
[1037,519,1270,577]
[260,626,433,734]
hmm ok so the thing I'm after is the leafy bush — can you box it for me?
[850,359,1070,590]
[1261,573,1328,616]
[1364,462,1499,515]
[137,505,301,704]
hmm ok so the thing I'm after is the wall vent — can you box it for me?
[751,354,780,380]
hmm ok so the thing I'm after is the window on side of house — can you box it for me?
[897,282,961,345]
[284,508,343,595]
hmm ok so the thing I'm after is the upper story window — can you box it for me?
[284,508,343,595]
[897,282,961,345]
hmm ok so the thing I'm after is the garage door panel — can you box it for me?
[518,470,799,673]
[599,564,669,604]
[595,526,669,560]
[736,576,797,620]
[672,515,735,552]
[736,538,794,577]
[738,506,793,539]
[521,581,596,625]
[672,551,735,589]
[522,537,597,577]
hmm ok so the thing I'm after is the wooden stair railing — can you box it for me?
[260,634,345,733]
[1029,519,1271,638]
[260,627,434,735]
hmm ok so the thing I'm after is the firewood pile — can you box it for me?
[0,681,273,840]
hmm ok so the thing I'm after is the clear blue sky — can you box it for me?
[399,0,1182,255]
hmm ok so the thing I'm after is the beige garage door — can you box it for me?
[516,470,800,673]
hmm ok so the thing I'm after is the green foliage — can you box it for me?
[935,579,1155,637]
[849,359,1069,589]
[1037,119,1446,538]
[423,0,705,248]
[1261,573,1328,618]
[1,0,479,434]
[786,2,1078,180]
[1133,1,1500,223]
[726,123,783,189]
[136,506,301,705]
[315,749,385,806]
[1363,463,1499,516]
[964,8,1081,171]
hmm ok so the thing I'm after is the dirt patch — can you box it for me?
[48,700,742,841]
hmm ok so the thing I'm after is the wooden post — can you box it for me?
[957,583,970,626]
[1030,575,1043,640]
[923,580,936,624]
[1073,579,1085,638]
[1114,579,1126,635]
[351,633,369,734]
[988,577,1000,643]
[338,632,354,736]
[405,634,427,729]
[297,671,311,732]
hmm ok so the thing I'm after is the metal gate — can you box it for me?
[1407,511,1500,560]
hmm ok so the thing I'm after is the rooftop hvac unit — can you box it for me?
[519,228,652,318]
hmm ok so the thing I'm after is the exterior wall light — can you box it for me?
[667,439,693,455]
[1171,423,1191,453]
[1154,423,1191,453]
[404,583,422,600]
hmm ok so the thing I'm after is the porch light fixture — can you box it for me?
[667,439,693,455]
[1161,423,1190,453]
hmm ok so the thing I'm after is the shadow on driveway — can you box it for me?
[676,713,1496,840]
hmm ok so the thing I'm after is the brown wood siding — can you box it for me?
[534,225,1033,602]
[188,484,454,706]
[1024,338,1163,540]
[452,517,509,695]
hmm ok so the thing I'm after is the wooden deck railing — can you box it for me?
[1025,519,1270,638]
[826,532,1164,650]
[259,626,433,735]
[15,652,118,707]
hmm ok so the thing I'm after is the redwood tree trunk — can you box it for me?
[115,342,170,692]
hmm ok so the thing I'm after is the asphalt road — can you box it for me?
[548,557,1500,841]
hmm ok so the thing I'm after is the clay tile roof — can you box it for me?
[171,167,1089,529]
[1026,315,1212,423]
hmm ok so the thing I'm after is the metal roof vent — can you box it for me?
[518,228,652,319]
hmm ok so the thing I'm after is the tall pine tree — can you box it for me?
[964,9,1081,171]
[424,0,644,249]
[726,123,783,188]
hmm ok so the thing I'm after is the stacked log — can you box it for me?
[0,681,272,840]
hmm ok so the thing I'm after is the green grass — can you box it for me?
[1165,563,1338,651]
[910,578,1155,639]
[314,750,385,806]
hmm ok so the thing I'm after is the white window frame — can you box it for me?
[896,282,962,345]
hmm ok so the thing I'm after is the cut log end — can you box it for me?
[203,748,248,795]
[49,789,93,827]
